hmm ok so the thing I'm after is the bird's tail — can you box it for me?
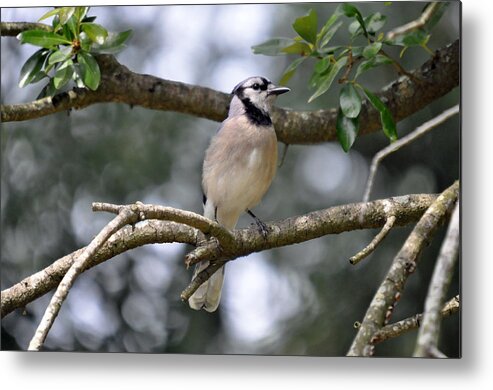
[188,200,237,312]
[188,261,225,312]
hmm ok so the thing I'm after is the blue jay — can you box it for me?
[188,76,290,312]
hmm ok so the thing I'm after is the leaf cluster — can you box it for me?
[252,3,446,151]
[17,7,132,98]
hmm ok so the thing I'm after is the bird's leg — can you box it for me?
[247,209,269,238]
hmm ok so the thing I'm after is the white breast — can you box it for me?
[248,148,262,168]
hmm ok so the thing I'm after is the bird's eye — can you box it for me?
[251,83,260,90]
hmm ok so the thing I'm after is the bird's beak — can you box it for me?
[267,86,290,96]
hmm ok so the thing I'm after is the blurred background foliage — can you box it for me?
[1,2,460,356]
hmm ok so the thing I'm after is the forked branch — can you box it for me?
[347,180,459,356]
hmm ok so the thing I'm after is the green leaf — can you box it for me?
[337,3,368,37]
[39,7,75,26]
[48,46,73,65]
[355,54,393,78]
[52,14,61,31]
[317,13,342,47]
[317,13,337,43]
[336,3,360,17]
[82,16,97,23]
[315,57,331,73]
[349,12,385,37]
[82,23,108,45]
[351,46,364,57]
[77,51,100,90]
[281,41,312,55]
[365,12,387,33]
[79,32,92,52]
[89,30,133,54]
[320,20,343,50]
[362,42,382,59]
[18,49,48,87]
[339,84,361,118]
[66,15,78,39]
[53,59,74,89]
[37,78,57,99]
[309,57,332,88]
[348,20,363,36]
[279,57,306,85]
[72,64,86,88]
[362,88,397,141]
[38,8,63,22]
[74,7,89,22]
[58,7,76,25]
[252,38,293,55]
[29,69,49,84]
[319,45,345,55]
[17,30,71,48]
[292,9,318,44]
[336,108,359,152]
[308,55,347,103]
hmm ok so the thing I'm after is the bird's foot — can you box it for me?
[255,219,269,238]
[247,209,269,239]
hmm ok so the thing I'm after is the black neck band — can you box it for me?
[241,98,272,126]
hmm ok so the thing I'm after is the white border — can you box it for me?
[2,0,493,389]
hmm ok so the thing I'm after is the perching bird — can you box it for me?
[188,76,290,312]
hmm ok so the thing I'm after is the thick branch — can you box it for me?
[347,180,459,356]
[0,21,51,36]
[1,24,459,145]
[184,193,440,269]
[2,193,438,318]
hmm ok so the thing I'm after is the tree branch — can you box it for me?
[28,205,141,350]
[0,21,51,36]
[349,215,396,265]
[386,3,445,40]
[371,295,460,344]
[92,201,236,251]
[414,201,460,357]
[1,23,459,145]
[2,193,438,318]
[347,180,459,356]
[363,104,460,202]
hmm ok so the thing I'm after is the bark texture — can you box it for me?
[1,21,459,146]
[1,193,437,318]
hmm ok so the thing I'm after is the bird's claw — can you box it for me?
[254,219,269,238]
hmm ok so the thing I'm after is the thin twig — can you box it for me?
[180,261,224,301]
[414,200,460,357]
[371,295,459,344]
[363,104,459,203]
[350,215,396,265]
[347,180,459,356]
[386,2,443,40]
[28,206,139,350]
